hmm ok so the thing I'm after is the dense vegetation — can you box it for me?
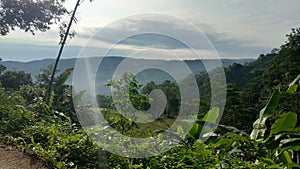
[0,28,299,168]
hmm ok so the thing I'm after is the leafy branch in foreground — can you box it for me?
[0,0,68,36]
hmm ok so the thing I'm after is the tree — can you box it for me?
[0,0,68,36]
[141,81,158,94]
[47,0,84,104]
[158,80,180,118]
[36,64,57,89]
[106,72,150,116]
[0,0,94,106]
[263,28,300,88]
[142,80,181,118]
[0,70,33,89]
[260,28,300,118]
[0,58,6,74]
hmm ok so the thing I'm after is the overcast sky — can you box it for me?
[0,0,299,62]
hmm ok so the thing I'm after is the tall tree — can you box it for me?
[47,0,92,104]
[261,28,300,115]
[0,0,68,36]
[0,58,6,74]
[0,70,33,89]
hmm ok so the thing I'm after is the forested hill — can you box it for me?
[1,57,253,80]
[0,26,300,168]
[225,52,276,89]
[199,29,300,132]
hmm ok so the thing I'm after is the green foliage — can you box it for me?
[0,70,33,89]
[250,89,280,140]
[142,80,180,118]
[261,28,300,114]
[36,64,56,89]
[104,109,139,135]
[270,112,297,135]
[287,74,300,94]
[106,72,150,114]
[0,0,68,35]
[0,88,102,168]
[0,58,6,74]
[37,65,78,127]
[1,28,300,169]
[96,95,112,108]
[185,107,220,146]
[225,53,275,89]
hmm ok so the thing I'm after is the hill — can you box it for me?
[1,57,253,77]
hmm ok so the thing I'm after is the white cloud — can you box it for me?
[1,0,299,61]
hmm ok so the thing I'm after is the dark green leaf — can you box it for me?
[270,112,297,135]
[280,138,300,151]
[287,74,300,94]
[250,89,280,140]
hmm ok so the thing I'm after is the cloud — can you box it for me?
[0,42,99,61]
[1,16,271,62]
[79,17,270,58]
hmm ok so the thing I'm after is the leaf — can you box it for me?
[287,84,298,94]
[49,90,54,108]
[280,138,300,151]
[185,107,220,143]
[189,123,199,136]
[157,133,162,141]
[270,112,297,135]
[114,114,122,123]
[201,107,220,136]
[261,158,276,165]
[128,119,133,126]
[250,114,268,141]
[266,164,282,168]
[262,89,280,117]
[177,126,184,133]
[54,68,73,93]
[279,151,293,164]
[293,127,300,132]
[215,138,233,147]
[250,89,280,140]
[203,107,220,123]
[218,124,248,136]
[287,74,300,94]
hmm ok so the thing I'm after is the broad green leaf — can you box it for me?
[203,107,220,123]
[280,138,300,151]
[293,127,300,132]
[287,84,298,94]
[270,112,297,135]
[250,89,280,140]
[201,107,220,136]
[261,89,280,117]
[266,164,282,168]
[250,115,268,141]
[279,151,293,164]
[186,107,219,142]
[215,138,233,147]
[261,158,275,165]
[287,74,300,94]
[189,123,199,136]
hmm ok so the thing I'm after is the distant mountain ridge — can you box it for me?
[1,57,254,95]
[1,57,254,78]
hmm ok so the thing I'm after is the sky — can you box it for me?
[0,0,300,62]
